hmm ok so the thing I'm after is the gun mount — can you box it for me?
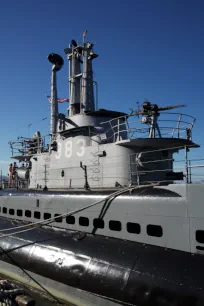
[133,101,190,138]
[8,33,200,189]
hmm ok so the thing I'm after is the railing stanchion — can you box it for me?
[185,146,189,184]
[189,160,192,184]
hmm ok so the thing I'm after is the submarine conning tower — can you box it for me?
[56,35,127,139]
[64,38,98,117]
[8,33,200,189]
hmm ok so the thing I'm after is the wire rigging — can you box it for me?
[0,184,158,304]
[0,184,158,237]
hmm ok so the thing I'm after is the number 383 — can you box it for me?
[55,139,85,159]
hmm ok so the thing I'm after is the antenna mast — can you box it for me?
[64,31,98,117]
[82,29,87,43]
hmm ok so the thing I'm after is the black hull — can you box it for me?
[0,217,203,306]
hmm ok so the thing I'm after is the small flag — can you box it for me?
[57,97,69,103]
[47,96,69,103]
[47,96,52,103]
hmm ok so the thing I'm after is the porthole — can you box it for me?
[79,217,89,227]
[55,214,62,223]
[44,213,51,220]
[66,215,75,224]
[196,230,204,243]
[147,224,163,237]
[25,210,31,218]
[93,218,104,229]
[17,210,22,217]
[34,211,41,219]
[9,209,15,216]
[127,222,140,234]
[109,220,121,231]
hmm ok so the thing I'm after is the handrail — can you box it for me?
[9,136,47,157]
[128,144,203,185]
[98,112,195,143]
[100,112,196,124]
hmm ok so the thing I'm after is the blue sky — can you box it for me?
[0,0,203,175]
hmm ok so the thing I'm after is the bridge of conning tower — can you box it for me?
[64,38,98,117]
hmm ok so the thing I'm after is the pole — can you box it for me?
[185,146,189,184]
[0,170,2,189]
[93,81,98,111]
[82,30,87,43]
[44,164,47,187]
[47,53,64,140]
[189,160,192,184]
[80,162,90,190]
[50,67,57,137]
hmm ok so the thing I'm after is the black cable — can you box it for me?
[0,185,157,304]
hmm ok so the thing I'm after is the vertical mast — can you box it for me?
[81,42,96,113]
[51,65,57,135]
[64,32,98,117]
[70,41,81,116]
[47,53,64,137]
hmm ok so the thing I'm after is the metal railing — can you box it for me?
[1,145,204,190]
[129,145,204,185]
[99,112,196,142]
[0,178,30,189]
[9,136,48,157]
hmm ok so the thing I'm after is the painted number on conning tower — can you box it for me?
[55,143,62,160]
[65,140,72,158]
[76,139,85,157]
[55,139,85,159]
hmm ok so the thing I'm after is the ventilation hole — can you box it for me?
[9,209,14,216]
[196,246,204,251]
[79,217,89,227]
[66,216,75,225]
[196,230,204,243]
[36,199,40,207]
[93,218,104,229]
[109,220,121,231]
[34,211,41,219]
[147,224,163,237]
[127,222,141,234]
[25,210,31,218]
[55,214,62,223]
[17,209,22,217]
[3,207,7,214]
[44,213,51,220]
